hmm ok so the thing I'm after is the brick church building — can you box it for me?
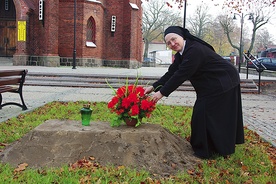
[0,0,143,68]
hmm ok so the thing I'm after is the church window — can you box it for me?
[86,17,96,47]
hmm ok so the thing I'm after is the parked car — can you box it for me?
[246,57,276,71]
[143,58,154,63]
[222,56,231,62]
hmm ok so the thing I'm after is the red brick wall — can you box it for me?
[129,0,143,62]
[104,0,125,60]
[58,0,80,57]
[81,1,105,58]
[13,0,143,67]
[14,0,32,55]
[44,0,59,56]
[103,0,143,62]
[20,0,59,56]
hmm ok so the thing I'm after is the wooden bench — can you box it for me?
[0,69,28,110]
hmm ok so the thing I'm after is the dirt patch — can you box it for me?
[0,120,201,176]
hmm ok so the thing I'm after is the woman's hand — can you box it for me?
[152,91,163,103]
[144,86,154,94]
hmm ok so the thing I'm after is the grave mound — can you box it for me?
[1,120,200,175]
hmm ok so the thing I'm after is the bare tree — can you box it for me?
[186,4,233,55]
[187,4,211,39]
[142,0,182,59]
[217,5,273,72]
[220,0,275,53]
[254,29,275,52]
[143,0,275,59]
[220,9,273,52]
[207,20,233,56]
[247,9,273,52]
[218,15,239,52]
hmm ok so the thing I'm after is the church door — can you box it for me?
[0,0,16,57]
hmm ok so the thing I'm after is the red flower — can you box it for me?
[107,83,156,126]
[128,93,139,103]
[122,97,131,108]
[128,85,134,93]
[141,99,151,110]
[136,86,145,97]
[108,96,119,109]
[130,104,139,116]
[116,86,126,97]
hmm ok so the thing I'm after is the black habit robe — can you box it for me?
[152,38,245,158]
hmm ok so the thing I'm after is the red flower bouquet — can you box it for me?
[107,84,156,127]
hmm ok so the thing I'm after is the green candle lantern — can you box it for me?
[80,104,92,126]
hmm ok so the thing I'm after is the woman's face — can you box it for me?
[165,33,184,52]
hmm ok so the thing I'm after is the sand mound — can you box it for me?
[0,120,200,175]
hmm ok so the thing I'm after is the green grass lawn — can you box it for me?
[0,101,275,183]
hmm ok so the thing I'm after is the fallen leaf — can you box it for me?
[187,169,195,175]
[117,165,125,170]
[0,142,9,147]
[89,156,95,161]
[14,163,28,173]
[79,175,91,184]
[171,163,177,169]
[37,169,47,175]
[241,165,248,171]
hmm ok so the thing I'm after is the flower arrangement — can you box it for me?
[107,82,156,127]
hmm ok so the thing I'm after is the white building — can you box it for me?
[148,42,172,65]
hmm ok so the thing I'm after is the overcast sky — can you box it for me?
[166,0,276,41]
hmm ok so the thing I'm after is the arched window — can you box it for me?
[86,17,96,47]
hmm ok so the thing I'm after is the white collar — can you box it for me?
[179,40,186,55]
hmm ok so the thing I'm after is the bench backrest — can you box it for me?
[0,70,28,86]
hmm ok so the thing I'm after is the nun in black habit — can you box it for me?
[144,26,244,159]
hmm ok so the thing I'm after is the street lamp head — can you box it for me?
[248,13,253,20]
[233,14,237,20]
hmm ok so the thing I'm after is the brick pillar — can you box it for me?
[13,0,32,65]
[41,0,60,66]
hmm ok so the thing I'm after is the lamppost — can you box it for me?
[183,0,187,28]
[233,13,253,73]
[72,0,77,69]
